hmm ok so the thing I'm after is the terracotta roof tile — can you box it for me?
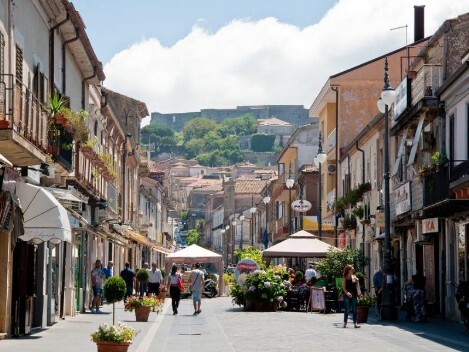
[235,178,267,194]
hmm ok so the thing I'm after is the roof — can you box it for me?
[235,178,267,194]
[263,230,335,258]
[258,117,291,126]
[165,244,222,265]
[193,184,223,193]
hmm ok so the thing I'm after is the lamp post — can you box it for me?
[314,131,327,240]
[225,225,230,264]
[263,193,271,247]
[221,229,226,261]
[231,220,236,262]
[376,56,397,320]
[239,215,245,249]
[286,164,295,236]
[250,196,257,247]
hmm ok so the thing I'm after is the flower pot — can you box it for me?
[254,301,277,312]
[356,305,369,324]
[0,120,11,129]
[96,341,131,352]
[54,114,66,125]
[134,306,152,322]
[158,291,167,301]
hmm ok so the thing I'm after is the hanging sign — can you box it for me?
[235,258,259,287]
[422,218,439,234]
[291,199,312,212]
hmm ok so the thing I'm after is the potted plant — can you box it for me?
[431,151,448,171]
[356,293,376,323]
[244,269,287,312]
[158,285,168,301]
[103,276,127,324]
[91,322,136,352]
[49,90,68,124]
[124,296,163,322]
[418,163,434,178]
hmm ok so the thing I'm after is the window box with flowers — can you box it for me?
[124,296,163,322]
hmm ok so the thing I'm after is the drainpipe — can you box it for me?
[81,67,97,110]
[356,141,366,268]
[62,29,80,95]
[331,86,339,246]
[49,14,69,94]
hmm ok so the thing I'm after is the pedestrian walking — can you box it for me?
[342,264,362,328]
[404,269,427,322]
[148,262,163,296]
[103,261,114,279]
[140,262,149,296]
[190,263,205,315]
[305,263,317,285]
[373,266,384,312]
[90,260,105,313]
[120,262,135,300]
[167,264,182,315]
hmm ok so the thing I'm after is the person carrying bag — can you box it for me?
[167,265,182,315]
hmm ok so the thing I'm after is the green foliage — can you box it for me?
[223,272,235,286]
[91,322,136,343]
[186,229,201,245]
[316,248,369,287]
[218,113,257,137]
[180,211,189,221]
[136,269,149,282]
[244,270,287,305]
[141,124,174,138]
[431,151,448,166]
[251,134,276,152]
[273,146,283,154]
[103,277,126,304]
[234,247,266,269]
[48,90,68,116]
[343,213,357,229]
[124,296,163,312]
[229,281,246,306]
[335,182,372,212]
[182,117,218,142]
[352,205,364,219]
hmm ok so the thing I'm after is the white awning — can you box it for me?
[16,182,72,244]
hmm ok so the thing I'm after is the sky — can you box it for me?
[72,0,469,124]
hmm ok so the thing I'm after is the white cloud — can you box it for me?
[103,0,469,122]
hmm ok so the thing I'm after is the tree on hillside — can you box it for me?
[185,138,205,159]
[182,118,218,143]
[218,113,257,137]
[141,124,177,155]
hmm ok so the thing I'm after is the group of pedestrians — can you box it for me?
[89,259,206,316]
[89,259,165,312]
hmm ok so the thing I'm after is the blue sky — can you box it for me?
[71,0,469,116]
[73,0,337,64]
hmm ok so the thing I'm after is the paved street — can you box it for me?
[1,297,469,352]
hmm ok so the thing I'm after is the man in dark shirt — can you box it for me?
[120,262,135,300]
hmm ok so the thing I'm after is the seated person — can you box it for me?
[314,276,327,287]
[282,273,292,289]
[292,271,305,287]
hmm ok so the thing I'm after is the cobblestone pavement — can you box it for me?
[1,297,469,352]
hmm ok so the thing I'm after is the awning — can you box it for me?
[125,229,149,245]
[16,182,72,244]
[150,243,171,254]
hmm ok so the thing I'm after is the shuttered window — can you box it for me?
[15,45,23,86]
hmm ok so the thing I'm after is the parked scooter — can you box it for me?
[203,278,218,298]
[456,281,469,332]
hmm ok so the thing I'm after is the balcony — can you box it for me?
[326,128,336,154]
[411,64,443,106]
[423,166,449,207]
[0,74,49,166]
[449,160,469,199]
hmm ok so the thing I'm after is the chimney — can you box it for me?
[414,5,425,42]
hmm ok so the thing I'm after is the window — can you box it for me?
[15,45,23,86]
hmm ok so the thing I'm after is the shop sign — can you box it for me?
[291,199,312,212]
[235,258,259,287]
[375,212,385,228]
[392,76,411,125]
[395,182,411,216]
[422,218,439,234]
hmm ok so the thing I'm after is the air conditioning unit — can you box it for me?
[327,164,337,174]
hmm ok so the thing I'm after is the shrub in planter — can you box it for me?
[103,276,126,324]
[136,268,149,282]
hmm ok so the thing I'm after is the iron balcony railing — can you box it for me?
[0,74,49,151]
[423,166,449,207]
[449,160,469,184]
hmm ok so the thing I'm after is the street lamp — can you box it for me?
[263,192,271,248]
[286,164,295,236]
[221,229,226,261]
[376,56,397,320]
[225,224,230,264]
[239,215,245,249]
[314,131,327,240]
[250,196,257,247]
[231,221,236,261]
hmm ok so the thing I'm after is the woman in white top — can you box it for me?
[167,265,182,315]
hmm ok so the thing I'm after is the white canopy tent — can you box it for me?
[164,244,224,295]
[262,230,335,263]
[16,182,72,244]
